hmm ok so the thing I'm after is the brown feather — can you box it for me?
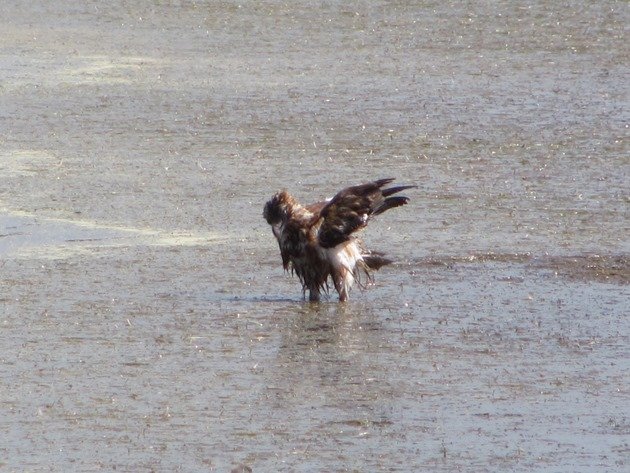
[318,179,415,248]
[263,178,414,301]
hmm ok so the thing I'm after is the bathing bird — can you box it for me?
[263,178,414,302]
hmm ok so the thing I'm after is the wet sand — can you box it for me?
[1,1,628,471]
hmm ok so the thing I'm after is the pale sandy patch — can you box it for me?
[54,55,159,85]
[0,150,63,176]
[0,208,228,259]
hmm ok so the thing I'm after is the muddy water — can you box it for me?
[1,1,628,471]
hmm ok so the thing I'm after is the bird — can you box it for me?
[263,178,415,302]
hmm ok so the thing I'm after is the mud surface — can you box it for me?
[1,1,628,471]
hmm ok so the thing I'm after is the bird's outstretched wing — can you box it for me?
[317,178,415,248]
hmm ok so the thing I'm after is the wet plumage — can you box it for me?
[263,178,414,302]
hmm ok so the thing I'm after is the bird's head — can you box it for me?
[263,191,294,225]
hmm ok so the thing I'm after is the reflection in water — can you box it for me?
[276,303,374,388]
[249,302,398,464]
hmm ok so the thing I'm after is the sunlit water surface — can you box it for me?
[1,1,628,471]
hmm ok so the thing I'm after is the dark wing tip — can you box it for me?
[374,177,396,187]
[372,179,415,216]
[381,185,417,197]
[372,195,411,216]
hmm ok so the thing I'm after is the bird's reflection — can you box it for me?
[266,302,390,407]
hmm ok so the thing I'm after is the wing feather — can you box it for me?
[317,178,415,248]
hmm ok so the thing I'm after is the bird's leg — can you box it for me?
[333,269,349,302]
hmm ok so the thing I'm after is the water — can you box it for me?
[1,1,628,471]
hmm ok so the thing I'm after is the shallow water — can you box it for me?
[1,1,628,471]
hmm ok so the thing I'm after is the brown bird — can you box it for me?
[263,178,414,302]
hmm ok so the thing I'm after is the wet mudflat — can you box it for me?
[1,1,628,471]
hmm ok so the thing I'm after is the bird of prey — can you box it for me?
[263,178,414,302]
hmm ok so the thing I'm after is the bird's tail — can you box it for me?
[354,251,393,289]
[362,252,393,270]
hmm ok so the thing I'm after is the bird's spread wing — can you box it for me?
[317,178,415,248]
